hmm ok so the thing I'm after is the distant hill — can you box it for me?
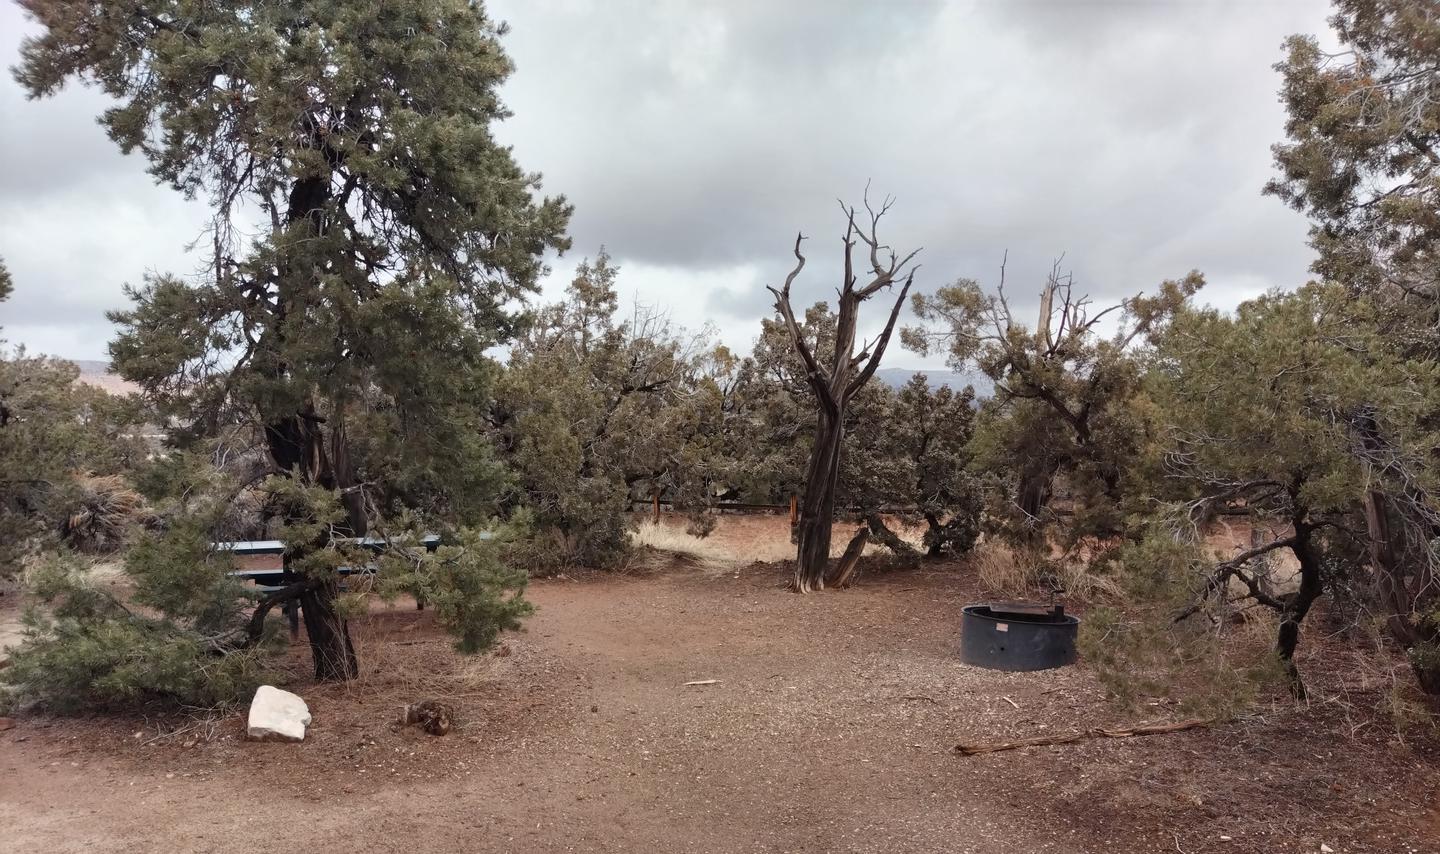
[68,359,139,396]
[874,367,991,397]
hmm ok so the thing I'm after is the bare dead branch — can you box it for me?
[767,233,837,414]
[847,270,916,398]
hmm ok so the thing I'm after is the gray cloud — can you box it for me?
[1,0,1329,366]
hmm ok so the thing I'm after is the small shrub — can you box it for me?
[379,527,535,654]
[1078,534,1287,718]
[1,555,273,713]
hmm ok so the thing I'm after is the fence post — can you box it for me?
[653,490,661,524]
[789,494,798,526]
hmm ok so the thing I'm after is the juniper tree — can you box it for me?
[890,374,982,558]
[767,197,919,592]
[1268,0,1440,682]
[1131,283,1440,696]
[13,0,569,681]
[494,251,714,567]
[903,265,1200,548]
[1269,0,1440,324]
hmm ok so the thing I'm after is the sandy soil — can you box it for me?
[2,549,1437,854]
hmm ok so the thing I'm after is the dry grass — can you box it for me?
[972,540,1122,602]
[341,603,504,706]
[628,514,927,570]
[61,473,146,554]
[628,518,763,569]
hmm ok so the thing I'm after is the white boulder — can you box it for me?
[246,685,311,742]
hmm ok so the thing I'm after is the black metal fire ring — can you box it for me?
[960,602,1080,672]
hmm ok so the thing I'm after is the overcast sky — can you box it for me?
[0,0,1332,367]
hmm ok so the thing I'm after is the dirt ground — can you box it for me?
[2,522,1439,853]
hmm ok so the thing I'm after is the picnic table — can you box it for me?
[218,535,443,638]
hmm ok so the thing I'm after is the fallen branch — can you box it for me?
[954,718,1213,756]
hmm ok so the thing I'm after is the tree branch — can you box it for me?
[846,270,915,399]
[767,233,838,415]
[1173,536,1294,622]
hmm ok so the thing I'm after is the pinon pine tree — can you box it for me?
[14,0,570,680]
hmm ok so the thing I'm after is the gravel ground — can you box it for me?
[2,556,1437,853]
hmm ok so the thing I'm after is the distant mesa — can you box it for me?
[66,359,140,396]
[873,367,992,397]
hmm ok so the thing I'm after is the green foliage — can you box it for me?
[495,251,716,568]
[904,269,1201,546]
[44,0,575,441]
[1268,0,1440,311]
[1108,282,1440,697]
[382,528,535,654]
[2,555,272,713]
[0,349,147,577]
[1146,283,1418,519]
[1079,533,1287,718]
[872,374,982,556]
[1265,1,1440,696]
[13,0,563,687]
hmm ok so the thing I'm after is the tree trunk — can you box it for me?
[264,403,367,682]
[865,512,920,559]
[769,202,918,593]
[300,582,358,681]
[1277,523,1324,699]
[1363,491,1417,636]
[1015,458,1054,531]
[252,164,366,681]
[827,526,869,588]
[794,412,843,592]
[1353,410,1440,694]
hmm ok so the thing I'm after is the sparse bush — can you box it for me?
[377,527,535,654]
[0,349,146,577]
[494,252,715,569]
[1078,534,1287,718]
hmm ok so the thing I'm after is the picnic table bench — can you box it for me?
[217,535,443,638]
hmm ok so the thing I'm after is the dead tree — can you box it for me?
[768,195,919,593]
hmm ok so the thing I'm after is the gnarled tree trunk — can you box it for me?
[827,526,870,589]
[255,165,368,681]
[795,413,845,591]
[1278,520,1324,699]
[264,403,364,681]
[1351,407,1440,694]
[769,196,919,592]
